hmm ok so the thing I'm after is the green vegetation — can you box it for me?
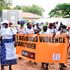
[14,4,44,16]
[49,3,70,18]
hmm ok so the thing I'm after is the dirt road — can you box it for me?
[0,58,70,70]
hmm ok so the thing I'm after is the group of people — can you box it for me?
[16,21,70,70]
[0,20,70,70]
[17,21,69,36]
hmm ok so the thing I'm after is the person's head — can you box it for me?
[60,25,67,33]
[41,22,43,25]
[55,21,58,24]
[43,26,47,32]
[52,26,56,29]
[27,22,32,29]
[52,22,56,29]
[36,23,39,27]
[48,23,53,29]
[60,22,63,26]
[2,23,8,28]
[17,21,20,25]
[33,24,35,27]
[19,20,25,27]
[20,24,24,27]
[9,22,13,27]
[53,22,55,26]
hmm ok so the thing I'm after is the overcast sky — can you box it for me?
[12,0,70,17]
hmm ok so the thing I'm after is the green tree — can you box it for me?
[0,0,12,10]
[14,4,44,16]
[14,5,21,10]
[49,3,70,18]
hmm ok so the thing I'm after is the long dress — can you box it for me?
[1,27,17,66]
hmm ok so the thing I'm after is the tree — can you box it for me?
[14,4,44,16]
[49,3,70,18]
[14,5,21,10]
[0,0,12,10]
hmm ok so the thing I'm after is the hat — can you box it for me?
[3,20,9,23]
[2,20,9,25]
[19,20,25,25]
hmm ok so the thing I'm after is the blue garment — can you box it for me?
[2,38,14,43]
[1,39,17,66]
[0,43,1,63]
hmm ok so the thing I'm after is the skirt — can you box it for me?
[1,39,17,66]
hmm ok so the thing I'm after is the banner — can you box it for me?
[16,34,68,63]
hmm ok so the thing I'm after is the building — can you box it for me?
[22,12,41,22]
[2,10,23,24]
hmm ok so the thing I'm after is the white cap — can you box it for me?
[1,20,9,24]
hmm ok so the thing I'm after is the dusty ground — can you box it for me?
[0,48,70,70]
[0,59,70,70]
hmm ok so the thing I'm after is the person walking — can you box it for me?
[0,22,17,70]
[17,20,26,34]
[56,24,68,70]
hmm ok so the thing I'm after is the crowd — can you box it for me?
[16,21,69,36]
[0,20,70,70]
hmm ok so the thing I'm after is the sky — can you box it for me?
[12,0,70,17]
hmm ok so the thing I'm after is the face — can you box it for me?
[20,24,24,27]
[48,23,53,29]
[43,26,47,32]
[2,23,8,28]
[52,26,56,29]
[27,24,32,29]
[9,23,13,27]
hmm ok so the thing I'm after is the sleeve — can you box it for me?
[10,28,16,35]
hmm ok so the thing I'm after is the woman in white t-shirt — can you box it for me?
[17,21,26,34]
[40,26,49,70]
[0,22,17,70]
[25,23,34,34]
[56,25,68,70]
[46,23,53,34]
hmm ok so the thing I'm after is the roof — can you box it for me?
[22,12,41,19]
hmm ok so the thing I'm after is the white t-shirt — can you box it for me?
[25,27,34,34]
[46,28,52,34]
[17,27,26,34]
[1,27,15,39]
[52,28,57,34]
[55,23,60,31]
[56,30,69,36]
[39,31,47,34]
